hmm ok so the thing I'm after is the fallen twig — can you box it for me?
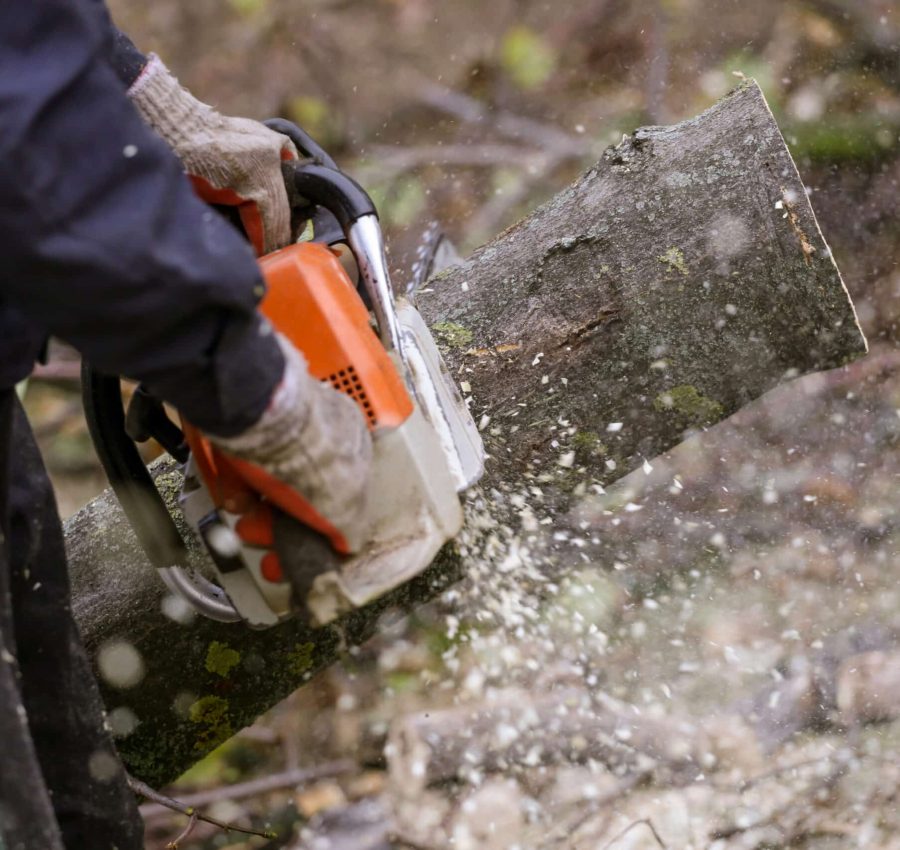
[711,758,847,840]
[128,773,276,840]
[602,818,669,850]
[541,771,651,849]
[733,752,847,793]
[137,760,356,820]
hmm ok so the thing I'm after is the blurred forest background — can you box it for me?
[25,0,900,847]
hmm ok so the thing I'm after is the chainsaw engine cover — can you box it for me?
[261,242,413,430]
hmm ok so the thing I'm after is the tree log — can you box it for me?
[386,688,710,792]
[64,82,865,786]
[740,623,900,749]
[386,630,900,794]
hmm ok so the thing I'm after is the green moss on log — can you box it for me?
[654,385,724,426]
[431,321,474,349]
[205,642,241,678]
[189,696,233,753]
[658,246,689,276]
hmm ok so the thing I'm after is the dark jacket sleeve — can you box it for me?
[0,0,283,437]
[81,0,149,87]
[108,27,147,88]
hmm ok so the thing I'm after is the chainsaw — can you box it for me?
[82,121,484,629]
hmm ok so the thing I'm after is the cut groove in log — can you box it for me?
[64,81,865,786]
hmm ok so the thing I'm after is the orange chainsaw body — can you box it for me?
[258,242,413,430]
[182,242,414,558]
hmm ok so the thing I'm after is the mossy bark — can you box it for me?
[65,82,866,786]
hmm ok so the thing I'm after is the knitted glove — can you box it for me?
[210,334,373,554]
[129,55,297,255]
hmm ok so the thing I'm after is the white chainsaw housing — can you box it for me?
[306,401,462,625]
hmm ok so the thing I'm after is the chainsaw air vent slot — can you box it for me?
[326,365,376,427]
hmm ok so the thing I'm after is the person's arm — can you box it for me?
[87,1,297,256]
[0,0,372,557]
[127,56,298,256]
[108,26,148,88]
[80,0,148,87]
[0,0,281,436]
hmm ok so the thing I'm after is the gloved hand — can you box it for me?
[209,333,373,555]
[129,55,297,255]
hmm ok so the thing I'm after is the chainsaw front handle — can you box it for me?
[285,162,375,230]
[283,161,406,363]
[264,118,338,170]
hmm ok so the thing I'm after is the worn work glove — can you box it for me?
[129,55,297,255]
[210,334,373,556]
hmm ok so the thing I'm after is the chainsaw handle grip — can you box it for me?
[264,118,338,171]
[273,509,342,623]
[265,118,376,240]
[283,162,377,233]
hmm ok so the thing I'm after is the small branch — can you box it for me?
[734,753,846,792]
[128,774,275,840]
[414,79,589,159]
[711,759,847,840]
[553,771,651,848]
[602,818,669,850]
[166,811,198,849]
[358,143,546,183]
[137,759,356,820]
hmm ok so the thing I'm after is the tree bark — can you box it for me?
[64,81,865,786]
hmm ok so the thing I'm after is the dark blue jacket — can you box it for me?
[0,1,283,436]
